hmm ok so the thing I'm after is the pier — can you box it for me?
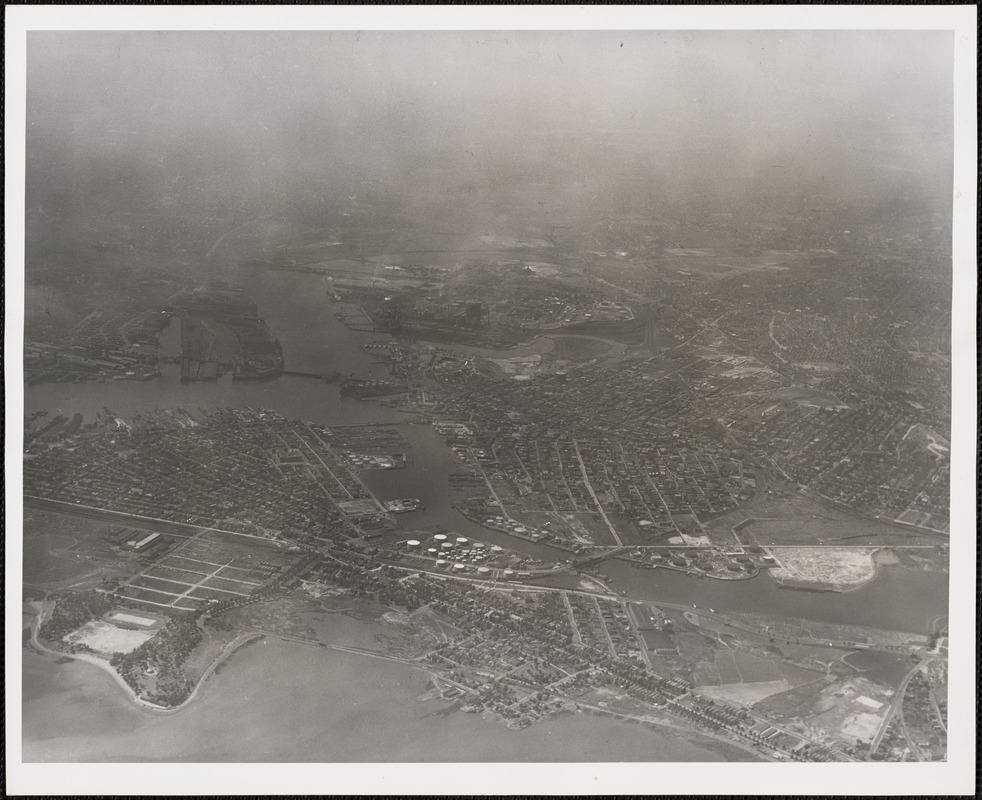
[281,370,340,382]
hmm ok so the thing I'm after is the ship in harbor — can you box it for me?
[339,378,409,399]
[383,498,423,513]
[232,361,284,381]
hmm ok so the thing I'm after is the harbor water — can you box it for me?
[24,268,948,635]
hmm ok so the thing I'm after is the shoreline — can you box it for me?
[68,652,170,711]
[24,634,764,764]
[184,631,770,762]
[29,609,265,715]
[28,614,166,711]
[770,547,920,594]
[155,631,267,714]
[570,700,771,763]
[28,609,763,761]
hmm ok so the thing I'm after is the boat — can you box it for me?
[232,363,283,381]
[384,498,423,513]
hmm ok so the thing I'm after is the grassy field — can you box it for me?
[842,650,910,686]
[755,674,897,745]
[696,648,821,691]
[23,509,141,588]
[704,489,940,547]
[144,564,208,584]
[746,518,924,547]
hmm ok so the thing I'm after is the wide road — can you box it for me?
[572,438,623,546]
[24,496,279,544]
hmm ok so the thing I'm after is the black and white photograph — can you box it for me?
[5,6,976,796]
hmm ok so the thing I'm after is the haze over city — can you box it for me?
[28,31,952,234]
[16,21,963,783]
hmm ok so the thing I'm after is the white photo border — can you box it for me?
[5,5,976,796]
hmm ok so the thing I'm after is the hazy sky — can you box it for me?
[26,30,954,220]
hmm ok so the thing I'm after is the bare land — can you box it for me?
[768,547,877,590]
[63,620,156,655]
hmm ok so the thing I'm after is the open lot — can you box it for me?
[842,650,910,686]
[745,518,922,547]
[23,508,141,588]
[145,565,210,583]
[120,529,300,611]
[699,680,791,707]
[63,619,155,655]
[767,675,895,745]
[704,490,940,548]
[768,547,876,589]
[840,711,882,741]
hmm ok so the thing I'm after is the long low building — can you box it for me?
[131,532,161,550]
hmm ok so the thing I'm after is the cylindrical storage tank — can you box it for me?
[456,537,468,545]
[491,545,503,553]
[503,569,515,578]
[477,567,491,575]
[435,559,448,567]
[427,547,438,554]
[453,563,466,571]
[406,539,420,548]
[472,542,485,549]
[433,533,448,542]
[441,542,453,550]
[514,526,526,533]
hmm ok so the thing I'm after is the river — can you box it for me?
[360,420,947,635]
[21,267,948,762]
[17,271,947,762]
[24,268,948,636]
